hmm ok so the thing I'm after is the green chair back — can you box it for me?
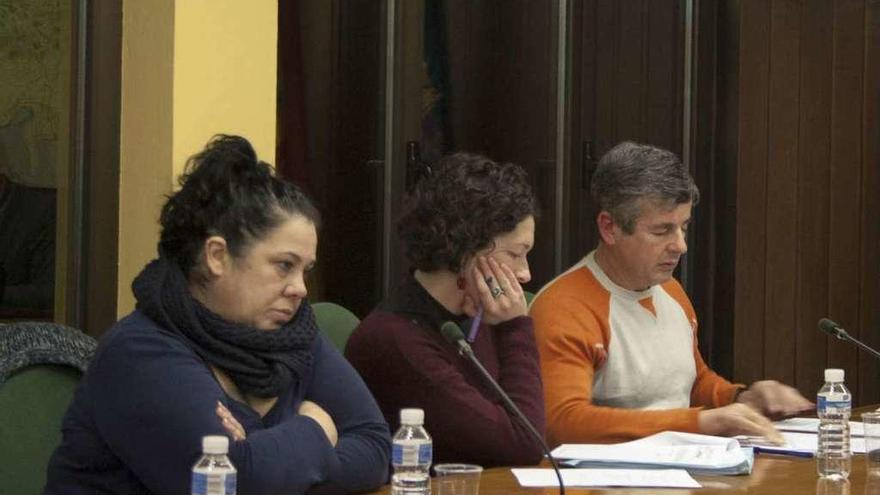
[0,365,81,495]
[312,302,360,352]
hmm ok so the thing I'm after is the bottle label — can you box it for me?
[392,440,432,465]
[817,396,851,415]
[191,472,237,495]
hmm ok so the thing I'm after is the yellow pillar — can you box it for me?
[118,0,278,315]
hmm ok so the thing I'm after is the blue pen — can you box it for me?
[752,446,814,458]
[467,306,484,343]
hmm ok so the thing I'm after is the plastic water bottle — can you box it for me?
[816,368,852,479]
[192,435,237,495]
[391,408,432,494]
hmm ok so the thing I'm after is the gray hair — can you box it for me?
[590,141,699,234]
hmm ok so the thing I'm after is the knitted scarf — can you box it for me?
[131,257,317,398]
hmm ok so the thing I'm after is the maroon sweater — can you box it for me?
[344,276,545,467]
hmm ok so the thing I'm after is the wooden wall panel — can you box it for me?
[794,0,833,397]
[566,0,598,267]
[733,0,770,385]
[83,0,122,335]
[858,0,880,405]
[763,0,800,386]
[616,1,647,141]
[568,0,683,268]
[710,0,879,404]
[444,1,556,293]
[291,0,385,316]
[691,0,722,370]
[827,1,865,391]
[703,0,742,378]
[594,0,618,154]
[645,2,682,150]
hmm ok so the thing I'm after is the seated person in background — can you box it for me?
[0,172,56,317]
[530,141,812,447]
[45,135,390,495]
[345,153,545,467]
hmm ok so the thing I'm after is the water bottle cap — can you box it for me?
[400,408,424,425]
[202,435,229,454]
[824,368,844,382]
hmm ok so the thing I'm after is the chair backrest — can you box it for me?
[312,302,360,352]
[0,322,96,495]
[0,365,81,495]
[0,321,96,386]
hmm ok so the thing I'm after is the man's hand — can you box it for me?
[737,380,814,420]
[298,400,338,447]
[698,403,784,444]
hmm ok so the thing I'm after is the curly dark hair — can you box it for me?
[158,134,320,281]
[397,152,538,273]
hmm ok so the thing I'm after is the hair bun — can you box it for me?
[159,134,320,279]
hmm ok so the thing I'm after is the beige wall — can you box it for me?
[118,0,278,315]
[173,1,278,178]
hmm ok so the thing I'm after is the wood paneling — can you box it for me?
[858,0,880,406]
[698,0,741,377]
[763,0,800,389]
[794,0,833,397]
[442,1,557,293]
[733,0,770,385]
[827,0,865,392]
[705,0,880,404]
[691,0,722,368]
[83,0,121,336]
[645,1,682,149]
[568,0,683,266]
[288,0,385,316]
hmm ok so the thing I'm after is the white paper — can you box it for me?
[511,468,701,489]
[551,431,748,470]
[747,431,867,455]
[775,417,865,437]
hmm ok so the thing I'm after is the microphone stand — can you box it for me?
[451,338,566,495]
[819,318,880,361]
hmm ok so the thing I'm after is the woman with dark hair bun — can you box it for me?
[45,135,391,495]
[345,153,546,467]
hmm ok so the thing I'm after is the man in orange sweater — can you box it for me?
[530,142,812,447]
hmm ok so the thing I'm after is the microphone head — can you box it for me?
[440,321,466,345]
[818,318,844,338]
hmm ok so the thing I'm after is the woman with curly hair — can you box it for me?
[344,153,545,467]
[45,135,390,495]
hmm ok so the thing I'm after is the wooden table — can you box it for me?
[364,457,876,494]
[364,408,880,494]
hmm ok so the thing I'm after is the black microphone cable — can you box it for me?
[440,321,565,495]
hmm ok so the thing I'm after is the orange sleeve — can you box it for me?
[662,280,743,407]
[531,271,702,447]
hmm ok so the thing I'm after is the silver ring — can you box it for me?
[490,286,504,299]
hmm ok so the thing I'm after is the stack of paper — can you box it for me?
[550,431,754,475]
[737,420,868,456]
[774,417,865,437]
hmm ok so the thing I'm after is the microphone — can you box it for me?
[818,318,880,361]
[440,321,565,495]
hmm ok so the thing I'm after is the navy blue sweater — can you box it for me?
[45,310,391,495]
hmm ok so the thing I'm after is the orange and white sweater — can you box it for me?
[530,251,742,447]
